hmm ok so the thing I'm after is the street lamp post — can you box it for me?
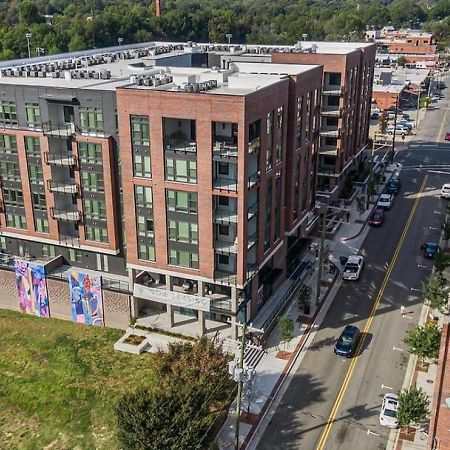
[118,37,123,46]
[25,33,32,58]
[226,34,232,45]
[390,95,399,163]
[316,203,329,306]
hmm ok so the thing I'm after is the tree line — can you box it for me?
[0,0,449,61]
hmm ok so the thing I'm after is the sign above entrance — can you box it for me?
[133,284,211,312]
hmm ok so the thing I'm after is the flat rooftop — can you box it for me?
[372,84,405,94]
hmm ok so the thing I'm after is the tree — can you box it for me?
[397,56,407,67]
[422,273,448,313]
[298,285,311,314]
[435,252,450,273]
[404,323,441,363]
[277,316,294,349]
[356,195,366,218]
[397,386,430,427]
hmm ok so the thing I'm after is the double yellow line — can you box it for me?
[316,174,428,450]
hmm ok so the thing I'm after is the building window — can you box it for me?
[131,115,150,146]
[81,172,104,192]
[218,162,229,175]
[79,107,104,134]
[168,220,198,244]
[138,244,155,261]
[68,248,82,263]
[168,249,199,269]
[264,182,272,252]
[328,72,341,86]
[0,101,17,126]
[83,199,107,219]
[25,103,41,129]
[0,236,6,252]
[85,226,108,243]
[6,213,26,229]
[218,224,229,236]
[166,190,197,214]
[3,188,24,206]
[28,164,44,184]
[266,112,273,171]
[35,218,49,233]
[137,215,154,237]
[32,192,47,210]
[133,154,151,178]
[0,134,17,153]
[165,158,197,183]
[296,97,303,149]
[24,136,40,157]
[42,244,55,258]
[135,185,152,208]
[78,142,102,164]
[0,161,20,181]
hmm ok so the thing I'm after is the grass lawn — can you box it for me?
[0,309,157,450]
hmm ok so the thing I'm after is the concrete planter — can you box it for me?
[353,173,371,188]
[342,188,358,206]
[114,332,151,354]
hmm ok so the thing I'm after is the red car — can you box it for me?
[445,131,450,141]
[369,208,385,227]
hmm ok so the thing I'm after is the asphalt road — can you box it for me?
[257,81,450,450]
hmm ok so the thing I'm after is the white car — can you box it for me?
[386,125,409,135]
[397,119,413,130]
[377,193,393,210]
[342,255,364,281]
[441,183,450,199]
[379,393,399,428]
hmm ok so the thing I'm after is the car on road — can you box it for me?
[386,125,409,135]
[397,119,413,130]
[441,183,450,199]
[379,393,400,428]
[445,131,450,141]
[386,178,401,195]
[334,325,360,357]
[420,242,440,259]
[342,255,364,281]
[377,193,394,210]
[368,208,385,226]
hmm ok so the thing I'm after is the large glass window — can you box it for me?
[0,101,17,126]
[137,215,154,237]
[35,218,49,233]
[165,158,197,183]
[85,226,108,243]
[131,115,150,146]
[81,172,104,192]
[168,249,198,269]
[133,154,151,178]
[79,107,104,134]
[24,136,40,157]
[6,213,26,229]
[168,220,198,244]
[0,161,20,181]
[166,190,197,214]
[3,188,24,206]
[83,199,106,219]
[32,192,47,210]
[28,164,44,184]
[78,142,102,164]
[135,186,152,208]
[25,103,41,129]
[138,244,155,261]
[0,134,17,153]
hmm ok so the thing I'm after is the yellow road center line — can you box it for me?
[436,110,447,144]
[316,175,428,450]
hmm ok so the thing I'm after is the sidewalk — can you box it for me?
[216,163,400,450]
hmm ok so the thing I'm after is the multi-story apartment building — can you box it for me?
[270,42,376,197]
[0,40,372,338]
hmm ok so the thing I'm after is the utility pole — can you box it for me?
[316,203,328,306]
[25,33,32,58]
[391,96,399,163]
[415,87,420,130]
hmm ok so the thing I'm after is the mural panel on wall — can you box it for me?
[15,260,50,317]
[68,271,104,326]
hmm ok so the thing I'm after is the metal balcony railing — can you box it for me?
[247,201,259,220]
[47,179,79,195]
[213,270,237,286]
[213,141,238,159]
[213,177,238,192]
[164,140,197,153]
[214,209,238,223]
[248,136,261,154]
[247,170,260,188]
[44,152,77,166]
[320,106,343,117]
[51,208,81,222]
[42,121,76,138]
[215,238,238,254]
[58,234,80,247]
[247,232,258,250]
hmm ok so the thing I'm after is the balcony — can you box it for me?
[319,129,340,138]
[42,122,75,138]
[247,232,258,250]
[247,170,260,188]
[58,234,80,247]
[213,142,238,160]
[247,201,258,220]
[214,209,238,224]
[246,263,259,281]
[321,106,343,117]
[248,137,261,154]
[213,270,237,286]
[164,140,197,154]
[44,152,77,166]
[323,85,343,96]
[215,238,237,254]
[213,177,237,192]
[47,179,79,195]
[317,165,338,177]
[51,208,81,222]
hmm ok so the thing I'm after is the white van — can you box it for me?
[441,184,450,199]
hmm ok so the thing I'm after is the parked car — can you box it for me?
[370,111,380,120]
[386,125,409,135]
[386,178,401,195]
[377,193,394,210]
[379,394,400,428]
[420,242,440,259]
[402,113,410,120]
[441,183,450,199]
[444,131,450,141]
[397,119,413,130]
[369,208,385,226]
[334,325,360,357]
[342,255,364,281]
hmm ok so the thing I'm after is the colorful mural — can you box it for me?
[15,260,50,318]
[68,271,104,326]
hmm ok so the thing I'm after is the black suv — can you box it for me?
[334,325,360,357]
[386,178,401,195]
